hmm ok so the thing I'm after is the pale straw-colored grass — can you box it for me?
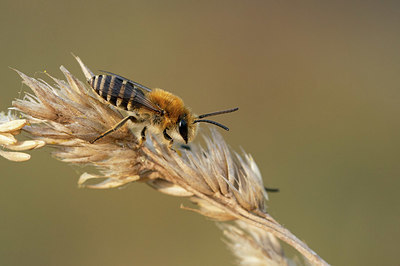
[0,112,45,161]
[0,56,329,265]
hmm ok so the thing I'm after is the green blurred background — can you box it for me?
[1,1,399,265]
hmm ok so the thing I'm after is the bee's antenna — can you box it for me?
[193,119,230,131]
[198,107,239,119]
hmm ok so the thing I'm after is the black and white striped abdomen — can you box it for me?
[89,74,146,111]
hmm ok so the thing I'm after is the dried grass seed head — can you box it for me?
[1,56,329,266]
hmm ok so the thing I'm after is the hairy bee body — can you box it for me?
[90,75,146,111]
[88,72,237,145]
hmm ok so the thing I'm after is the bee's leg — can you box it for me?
[180,144,191,151]
[138,126,147,145]
[163,128,173,148]
[90,116,138,144]
[264,187,280,193]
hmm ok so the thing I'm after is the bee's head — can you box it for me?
[177,107,239,144]
[177,113,198,144]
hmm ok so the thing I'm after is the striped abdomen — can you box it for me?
[89,74,146,111]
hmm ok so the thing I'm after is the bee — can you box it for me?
[88,71,238,145]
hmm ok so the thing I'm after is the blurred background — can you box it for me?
[1,1,399,265]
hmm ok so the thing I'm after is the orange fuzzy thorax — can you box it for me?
[147,88,198,142]
[148,89,191,124]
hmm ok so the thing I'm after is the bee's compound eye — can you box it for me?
[178,119,188,144]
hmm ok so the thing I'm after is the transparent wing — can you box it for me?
[91,74,162,113]
[99,70,152,92]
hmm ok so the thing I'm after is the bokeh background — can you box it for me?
[1,1,399,265]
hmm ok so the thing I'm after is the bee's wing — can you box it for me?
[90,74,162,113]
[99,70,152,92]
